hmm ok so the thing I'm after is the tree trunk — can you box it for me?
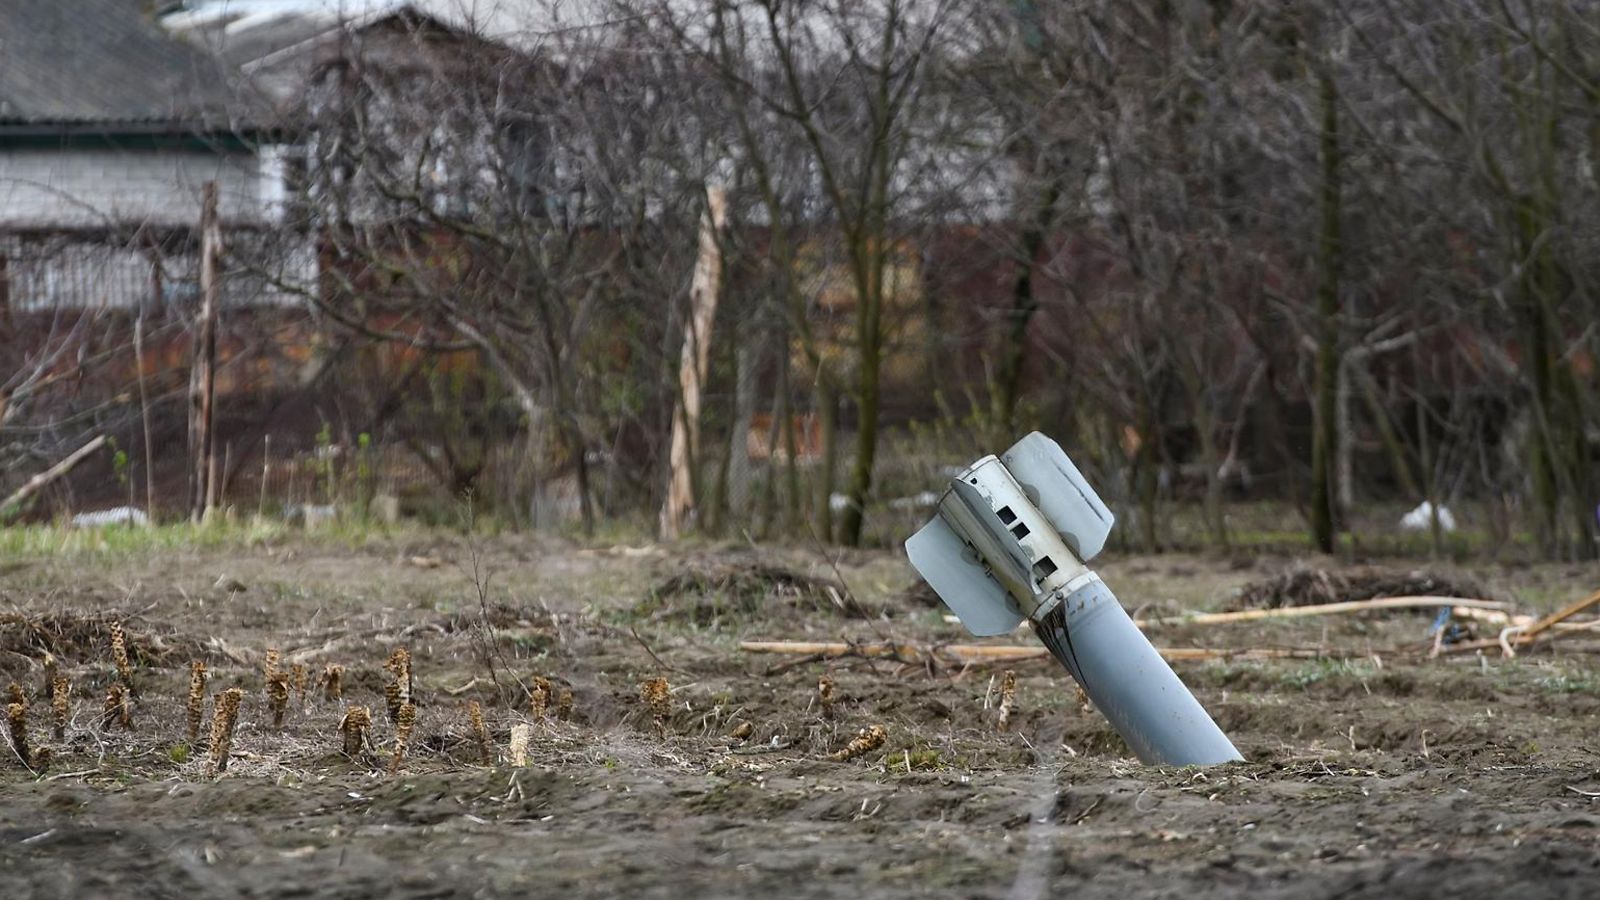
[1309,72,1343,555]
[189,182,221,523]
[994,173,1062,438]
[660,186,729,539]
[1336,356,1354,512]
[727,335,758,526]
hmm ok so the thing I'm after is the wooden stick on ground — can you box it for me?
[1519,587,1600,642]
[1434,587,1600,657]
[1137,595,1511,628]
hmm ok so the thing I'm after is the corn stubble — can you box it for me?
[6,700,29,768]
[384,649,412,722]
[818,674,836,720]
[267,672,290,729]
[468,700,491,765]
[186,661,208,745]
[291,664,308,706]
[319,664,344,702]
[209,688,243,774]
[528,676,553,721]
[388,702,416,775]
[109,621,134,695]
[997,670,1018,733]
[50,676,69,741]
[102,683,132,731]
[641,677,670,736]
[830,724,887,762]
[340,706,372,758]
[40,653,58,702]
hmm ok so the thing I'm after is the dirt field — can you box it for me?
[0,533,1597,898]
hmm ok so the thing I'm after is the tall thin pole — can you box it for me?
[134,308,156,516]
[189,182,221,522]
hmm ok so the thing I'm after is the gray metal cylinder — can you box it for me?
[1033,575,1241,766]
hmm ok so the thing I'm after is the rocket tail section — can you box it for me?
[1033,576,1242,766]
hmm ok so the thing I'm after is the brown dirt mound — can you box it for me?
[0,611,212,667]
[645,561,864,621]
[1226,565,1496,611]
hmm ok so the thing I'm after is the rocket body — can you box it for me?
[906,432,1241,766]
[1033,573,1242,765]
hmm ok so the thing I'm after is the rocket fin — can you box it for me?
[905,516,1025,636]
[1001,432,1115,562]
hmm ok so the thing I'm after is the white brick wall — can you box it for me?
[0,146,270,229]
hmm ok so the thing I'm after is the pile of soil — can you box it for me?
[646,561,865,621]
[1226,565,1497,611]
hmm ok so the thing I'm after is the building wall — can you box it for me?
[0,144,271,229]
[0,231,317,311]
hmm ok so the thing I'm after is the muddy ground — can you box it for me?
[0,534,1596,898]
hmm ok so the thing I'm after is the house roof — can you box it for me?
[0,0,257,130]
[161,0,617,64]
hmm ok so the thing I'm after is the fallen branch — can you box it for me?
[1,435,107,518]
[1433,587,1600,657]
[1520,587,1600,641]
[1138,595,1511,628]
[739,640,1355,665]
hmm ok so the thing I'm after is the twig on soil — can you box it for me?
[1432,587,1600,657]
[1138,596,1512,628]
[443,677,486,696]
[628,625,685,675]
[1521,588,1600,641]
[761,653,824,676]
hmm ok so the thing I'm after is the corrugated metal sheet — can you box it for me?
[0,0,255,127]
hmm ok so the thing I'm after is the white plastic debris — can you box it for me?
[829,491,939,513]
[1400,501,1456,532]
[284,503,339,527]
[887,491,940,511]
[70,507,150,528]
